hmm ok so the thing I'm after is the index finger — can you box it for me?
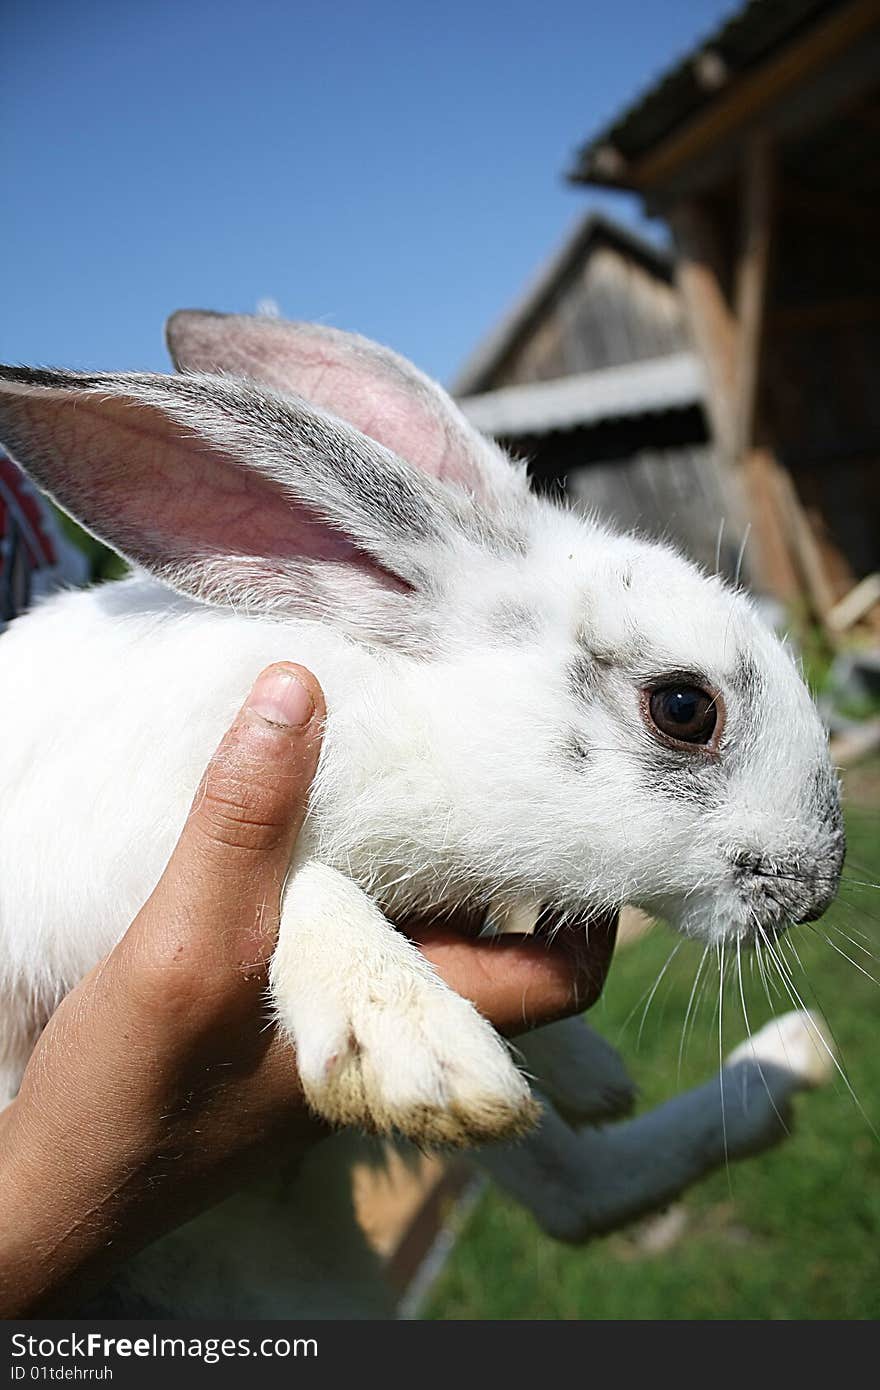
[408,909,618,1036]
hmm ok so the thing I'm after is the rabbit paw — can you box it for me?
[289,978,539,1147]
[271,860,539,1148]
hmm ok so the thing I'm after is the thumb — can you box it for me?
[181,661,324,879]
[129,663,325,989]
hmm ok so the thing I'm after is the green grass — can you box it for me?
[426,787,880,1320]
[51,503,129,582]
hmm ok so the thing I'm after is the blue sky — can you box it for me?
[3,0,736,386]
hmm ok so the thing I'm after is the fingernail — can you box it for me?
[247,666,314,728]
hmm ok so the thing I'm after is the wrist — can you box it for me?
[0,1100,72,1315]
[0,1096,154,1316]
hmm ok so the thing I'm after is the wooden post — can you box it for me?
[668,199,739,459]
[669,196,775,594]
[773,463,839,620]
[730,137,800,601]
[734,137,773,458]
[735,137,838,621]
[667,154,844,623]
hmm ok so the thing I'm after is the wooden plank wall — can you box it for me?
[484,246,688,388]
[482,239,751,583]
[566,442,748,581]
[759,84,880,602]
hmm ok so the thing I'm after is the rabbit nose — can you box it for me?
[794,897,833,926]
[793,868,842,925]
[730,836,843,931]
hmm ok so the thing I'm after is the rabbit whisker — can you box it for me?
[678,942,709,1080]
[758,921,879,1140]
[733,523,751,589]
[714,516,725,577]
[821,916,878,959]
[617,940,680,1045]
[637,940,682,1048]
[807,929,879,986]
[717,941,732,1190]
[736,936,789,1132]
[832,906,879,947]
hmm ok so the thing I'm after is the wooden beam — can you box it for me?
[667,199,738,458]
[736,445,847,616]
[731,139,841,615]
[734,137,774,457]
[740,448,801,600]
[727,137,805,601]
[670,151,832,611]
[630,0,880,192]
[773,463,840,619]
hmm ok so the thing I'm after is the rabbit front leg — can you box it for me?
[270,860,538,1147]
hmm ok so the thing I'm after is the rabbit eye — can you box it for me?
[647,685,718,747]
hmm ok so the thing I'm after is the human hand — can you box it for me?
[0,663,616,1315]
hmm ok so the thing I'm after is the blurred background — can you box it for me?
[3,0,879,1320]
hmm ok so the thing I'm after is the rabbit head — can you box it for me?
[0,312,843,947]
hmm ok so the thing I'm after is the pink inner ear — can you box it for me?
[169,315,480,493]
[10,391,389,575]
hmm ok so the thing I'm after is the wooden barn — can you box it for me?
[453,214,750,580]
[569,0,880,634]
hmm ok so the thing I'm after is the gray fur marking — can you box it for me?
[567,650,598,700]
[561,730,591,766]
[488,598,542,645]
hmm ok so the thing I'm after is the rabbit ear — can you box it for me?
[165,311,526,510]
[0,365,481,636]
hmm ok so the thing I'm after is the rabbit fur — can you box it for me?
[0,311,844,1155]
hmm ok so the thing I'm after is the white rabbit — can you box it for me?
[0,311,844,1155]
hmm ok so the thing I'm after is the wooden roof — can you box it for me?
[570,1,836,184]
[569,0,880,198]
